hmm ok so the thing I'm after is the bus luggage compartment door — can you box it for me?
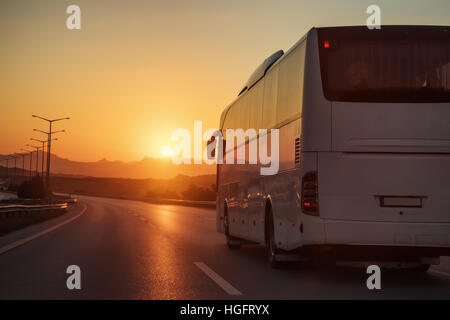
[317,152,450,223]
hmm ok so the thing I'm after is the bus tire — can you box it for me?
[266,205,282,269]
[224,205,240,249]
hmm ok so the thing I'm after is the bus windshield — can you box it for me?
[318,26,450,103]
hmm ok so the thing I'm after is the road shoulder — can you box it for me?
[0,202,87,254]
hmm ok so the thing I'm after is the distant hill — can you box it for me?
[0,163,217,201]
[50,174,216,201]
[0,153,216,180]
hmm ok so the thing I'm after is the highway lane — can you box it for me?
[0,194,449,299]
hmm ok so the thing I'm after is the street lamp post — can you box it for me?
[14,152,27,183]
[26,144,42,176]
[12,155,17,186]
[21,148,34,178]
[31,138,48,177]
[3,155,19,187]
[31,131,63,185]
[4,158,8,178]
[0,156,11,179]
[0,157,6,176]
[32,115,69,193]
[1,158,5,178]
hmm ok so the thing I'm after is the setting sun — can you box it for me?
[160,145,173,158]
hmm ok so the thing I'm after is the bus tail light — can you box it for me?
[301,171,319,216]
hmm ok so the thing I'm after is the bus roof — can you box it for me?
[218,25,450,129]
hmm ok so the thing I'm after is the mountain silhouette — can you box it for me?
[1,153,216,180]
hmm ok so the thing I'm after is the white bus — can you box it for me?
[215,26,450,269]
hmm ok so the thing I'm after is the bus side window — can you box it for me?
[276,41,305,124]
[262,65,279,129]
[240,93,250,130]
[249,80,264,130]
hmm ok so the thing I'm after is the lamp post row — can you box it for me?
[0,115,69,195]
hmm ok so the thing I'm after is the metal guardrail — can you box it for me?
[147,198,216,208]
[0,198,77,214]
[67,192,215,209]
[0,203,68,213]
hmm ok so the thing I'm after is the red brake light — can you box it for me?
[301,171,319,216]
[323,40,330,49]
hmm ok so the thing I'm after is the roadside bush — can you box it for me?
[146,189,180,199]
[7,183,18,192]
[182,183,215,201]
[17,176,46,199]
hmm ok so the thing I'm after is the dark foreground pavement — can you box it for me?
[0,195,449,299]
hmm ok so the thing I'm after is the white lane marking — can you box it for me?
[194,262,242,295]
[0,204,87,255]
[429,269,450,279]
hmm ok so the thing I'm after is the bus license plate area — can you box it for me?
[379,196,422,208]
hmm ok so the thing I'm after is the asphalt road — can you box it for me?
[0,195,449,299]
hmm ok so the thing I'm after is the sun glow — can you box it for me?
[160,145,173,158]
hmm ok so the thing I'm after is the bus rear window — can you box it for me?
[318,26,450,103]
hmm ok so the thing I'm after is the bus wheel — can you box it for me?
[224,206,240,249]
[266,208,282,268]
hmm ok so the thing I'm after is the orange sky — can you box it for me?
[1,0,449,162]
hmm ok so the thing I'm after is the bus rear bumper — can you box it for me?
[314,219,450,258]
[299,244,450,261]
